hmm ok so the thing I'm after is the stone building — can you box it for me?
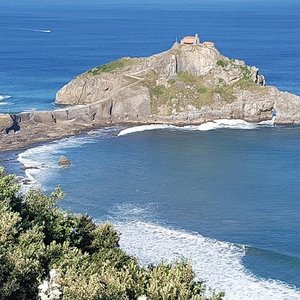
[180,34,200,45]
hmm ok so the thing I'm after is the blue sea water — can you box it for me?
[1,0,300,112]
[1,1,300,299]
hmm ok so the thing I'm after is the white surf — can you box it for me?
[0,95,11,101]
[17,125,300,299]
[116,221,300,300]
[118,119,266,136]
[9,28,51,33]
[17,127,118,188]
[33,29,51,33]
[118,124,175,136]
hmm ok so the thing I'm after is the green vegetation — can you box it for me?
[88,58,135,75]
[240,66,252,81]
[145,64,264,115]
[146,71,242,114]
[148,84,176,115]
[0,167,224,300]
[149,85,165,97]
[216,60,229,68]
[197,87,208,94]
[177,72,201,85]
[214,85,237,103]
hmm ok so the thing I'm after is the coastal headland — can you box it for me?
[1,39,300,151]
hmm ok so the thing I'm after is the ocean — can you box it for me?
[1,1,300,299]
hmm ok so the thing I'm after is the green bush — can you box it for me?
[0,167,224,300]
[216,60,229,68]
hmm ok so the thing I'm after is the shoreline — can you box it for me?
[6,124,300,300]
[0,118,226,153]
[0,117,272,183]
[0,119,152,153]
[3,117,300,299]
[0,116,281,182]
[0,115,282,153]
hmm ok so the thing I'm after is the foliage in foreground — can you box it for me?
[0,167,224,300]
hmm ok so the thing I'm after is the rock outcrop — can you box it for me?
[55,43,300,124]
[1,43,300,151]
[55,43,270,121]
[58,155,71,167]
[0,115,13,133]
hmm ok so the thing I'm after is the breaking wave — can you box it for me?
[17,127,119,188]
[16,122,300,299]
[116,220,300,300]
[9,28,51,33]
[118,124,175,136]
[18,136,95,187]
[0,95,11,101]
[118,118,274,136]
[32,29,51,33]
[184,119,258,131]
[0,95,12,106]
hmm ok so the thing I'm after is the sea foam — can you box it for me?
[118,119,265,136]
[18,127,119,188]
[0,95,12,106]
[116,220,300,300]
[17,124,300,299]
[0,95,11,101]
[185,119,258,131]
[18,136,94,188]
[34,29,51,33]
[118,124,175,136]
[9,28,51,33]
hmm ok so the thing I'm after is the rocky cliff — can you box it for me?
[1,43,300,151]
[54,43,300,124]
[55,43,269,120]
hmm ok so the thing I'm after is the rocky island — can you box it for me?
[1,36,300,151]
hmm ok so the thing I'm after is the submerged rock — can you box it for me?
[22,165,39,170]
[22,179,32,185]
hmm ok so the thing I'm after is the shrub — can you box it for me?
[0,167,224,300]
[216,60,229,68]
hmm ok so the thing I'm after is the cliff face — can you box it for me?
[1,43,300,151]
[55,43,299,124]
[55,44,270,121]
